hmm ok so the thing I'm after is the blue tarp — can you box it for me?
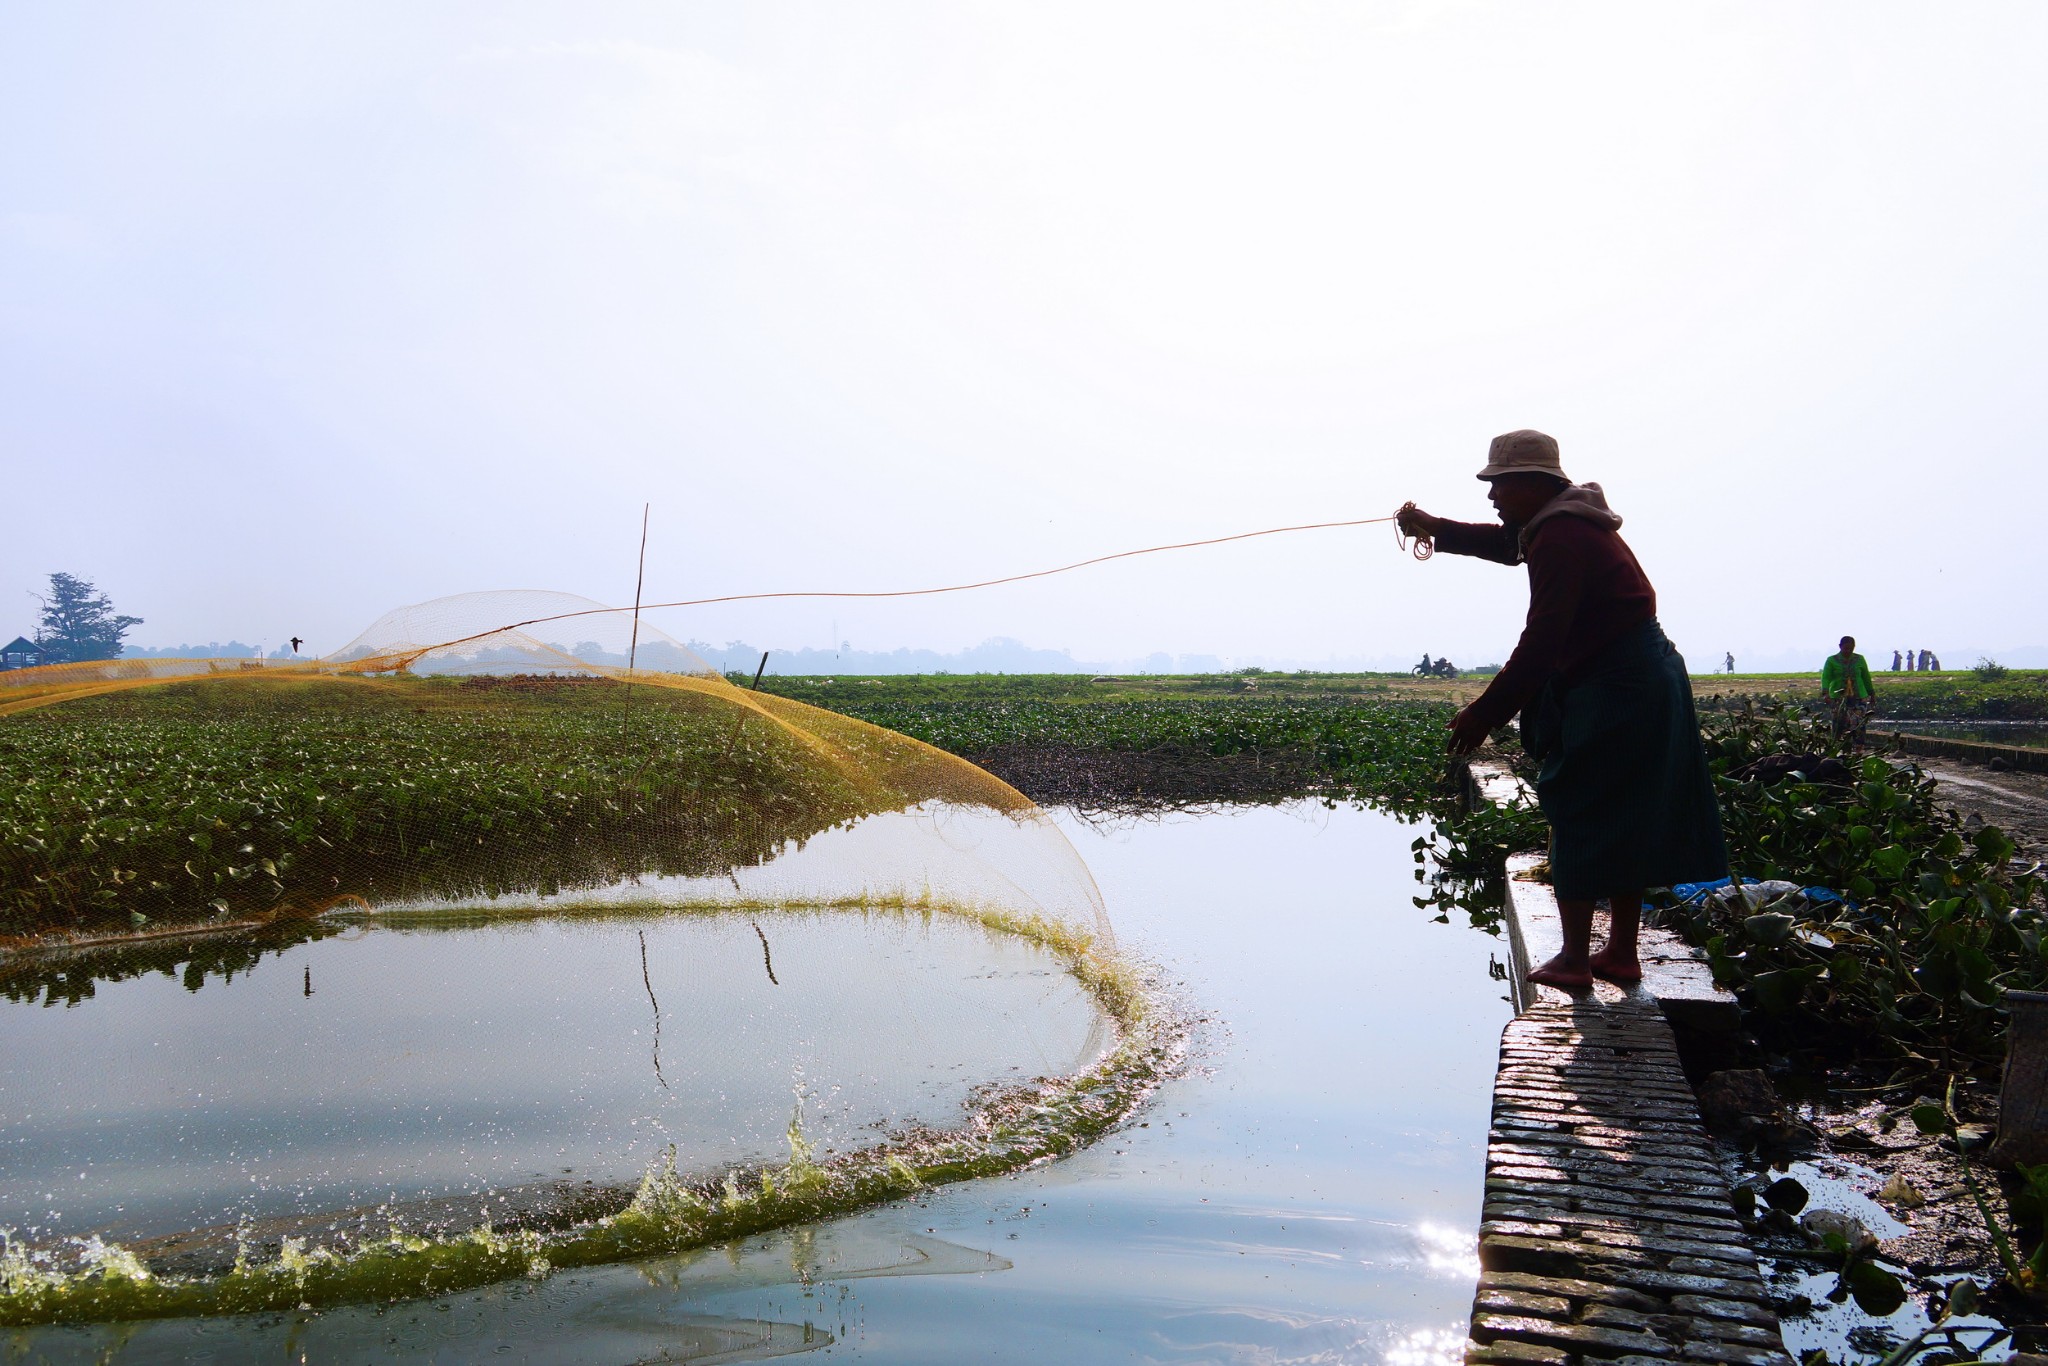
[1670,876,1851,909]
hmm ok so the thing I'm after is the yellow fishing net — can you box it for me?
[0,592,1160,1326]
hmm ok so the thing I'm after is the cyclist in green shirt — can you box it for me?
[1821,636,1875,742]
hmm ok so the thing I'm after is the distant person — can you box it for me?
[1891,649,1902,671]
[1905,649,1916,672]
[1918,647,1932,672]
[1724,651,1735,674]
[1930,653,1941,672]
[1822,636,1876,742]
[1397,430,1726,990]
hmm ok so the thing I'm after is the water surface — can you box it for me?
[1872,719,2048,748]
[16,802,1510,1364]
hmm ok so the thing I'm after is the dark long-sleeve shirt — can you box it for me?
[1434,512,1658,734]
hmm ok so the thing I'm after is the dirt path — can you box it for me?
[1916,758,2048,860]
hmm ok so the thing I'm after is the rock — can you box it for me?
[1800,1208,1879,1255]
[1697,1070,1781,1135]
[1989,757,2012,773]
[1876,1174,1926,1209]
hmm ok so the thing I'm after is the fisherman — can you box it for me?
[1822,636,1876,742]
[1397,431,1726,988]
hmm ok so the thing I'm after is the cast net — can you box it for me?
[0,592,1161,1326]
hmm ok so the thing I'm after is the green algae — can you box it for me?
[0,898,1175,1327]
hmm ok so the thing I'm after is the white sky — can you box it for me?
[4,3,2044,669]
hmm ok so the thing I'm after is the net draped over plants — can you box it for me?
[0,592,1154,1326]
[0,590,1111,940]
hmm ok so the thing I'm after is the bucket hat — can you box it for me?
[1476,429,1568,481]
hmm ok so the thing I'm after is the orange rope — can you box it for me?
[416,510,1428,657]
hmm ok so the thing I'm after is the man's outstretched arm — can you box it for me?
[1396,506,1519,565]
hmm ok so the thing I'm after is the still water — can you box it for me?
[1871,719,2048,748]
[10,802,1511,1364]
[1,913,1103,1248]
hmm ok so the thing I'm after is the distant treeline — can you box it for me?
[121,641,275,659]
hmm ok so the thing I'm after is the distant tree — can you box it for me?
[34,573,143,663]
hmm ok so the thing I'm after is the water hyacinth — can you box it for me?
[2,677,890,939]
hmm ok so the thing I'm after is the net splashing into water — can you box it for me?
[0,591,1178,1326]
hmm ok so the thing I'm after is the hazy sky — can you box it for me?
[5,3,2043,670]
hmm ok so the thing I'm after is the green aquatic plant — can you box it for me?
[0,677,886,940]
[1906,1079,2047,1303]
[1409,793,1547,934]
[1671,702,2045,1070]
[783,689,1457,806]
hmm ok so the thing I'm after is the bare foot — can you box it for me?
[1588,947,1643,984]
[1527,954,1594,989]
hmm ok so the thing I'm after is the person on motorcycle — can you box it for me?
[1821,636,1875,743]
[1396,431,1726,989]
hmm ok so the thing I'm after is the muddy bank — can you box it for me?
[1918,757,2048,859]
[962,743,1334,810]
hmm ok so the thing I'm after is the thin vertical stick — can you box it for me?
[722,652,771,758]
[624,503,650,721]
[628,502,650,675]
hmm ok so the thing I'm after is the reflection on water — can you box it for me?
[10,1226,1008,1365]
[1754,1155,2017,1363]
[0,919,342,1008]
[0,911,1104,1250]
[1385,1326,1470,1366]
[1413,1220,1483,1280]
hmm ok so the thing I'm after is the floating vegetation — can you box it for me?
[1669,702,2045,1073]
[0,676,884,940]
[789,687,1458,809]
